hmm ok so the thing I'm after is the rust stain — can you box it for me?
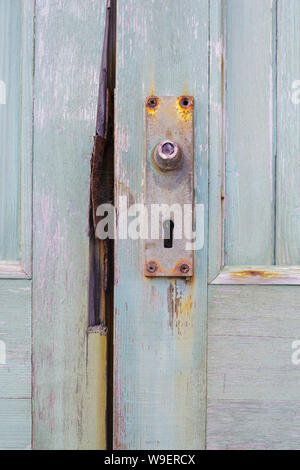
[167,278,194,337]
[176,96,194,122]
[146,95,161,114]
[167,282,181,330]
[171,259,193,277]
[232,270,280,279]
[144,259,193,278]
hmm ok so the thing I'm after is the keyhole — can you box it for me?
[163,220,174,249]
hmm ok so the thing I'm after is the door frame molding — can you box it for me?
[0,0,34,280]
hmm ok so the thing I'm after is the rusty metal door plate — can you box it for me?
[144,95,194,278]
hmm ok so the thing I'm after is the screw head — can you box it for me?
[154,140,182,171]
[179,263,190,275]
[146,261,158,274]
[179,96,192,109]
[161,141,176,156]
[146,96,159,110]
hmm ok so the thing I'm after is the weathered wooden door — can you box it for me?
[114,0,300,450]
[2,0,300,451]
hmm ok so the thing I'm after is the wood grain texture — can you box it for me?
[211,265,300,285]
[32,0,107,450]
[114,0,208,450]
[276,0,300,264]
[224,0,275,266]
[0,0,33,451]
[80,332,107,450]
[209,0,225,282]
[207,400,300,450]
[0,0,22,262]
[207,285,300,449]
[20,0,34,277]
[0,261,31,279]
[0,0,33,276]
[0,281,31,399]
[0,399,31,450]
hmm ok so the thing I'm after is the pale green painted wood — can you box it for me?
[0,0,22,261]
[209,0,224,281]
[207,400,300,450]
[207,0,300,450]
[0,281,31,450]
[0,280,31,398]
[212,265,300,285]
[0,0,33,276]
[277,0,300,265]
[32,0,107,450]
[20,0,34,278]
[114,0,208,450]
[0,399,31,450]
[0,0,33,451]
[207,285,300,450]
[224,0,275,266]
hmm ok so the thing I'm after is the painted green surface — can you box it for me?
[208,0,224,282]
[0,281,31,399]
[207,285,300,450]
[0,0,299,451]
[32,0,106,450]
[0,280,31,450]
[0,281,31,450]
[0,0,22,261]
[224,0,275,266]
[207,0,300,450]
[114,0,208,450]
[277,0,300,265]
[0,399,31,450]
[0,0,33,450]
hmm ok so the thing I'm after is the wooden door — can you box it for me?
[114,0,300,450]
[2,0,300,451]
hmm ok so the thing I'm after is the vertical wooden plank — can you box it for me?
[0,0,22,261]
[224,0,275,266]
[80,331,107,450]
[21,0,34,277]
[209,0,225,280]
[0,0,34,277]
[33,0,107,449]
[114,0,208,449]
[277,0,300,264]
[0,0,33,450]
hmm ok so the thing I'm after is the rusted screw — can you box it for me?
[179,263,190,275]
[147,96,159,109]
[146,261,158,274]
[154,140,182,171]
[179,96,191,109]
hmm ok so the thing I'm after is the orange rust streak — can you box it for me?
[145,96,161,114]
[232,270,281,279]
[176,96,193,122]
[170,259,193,274]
